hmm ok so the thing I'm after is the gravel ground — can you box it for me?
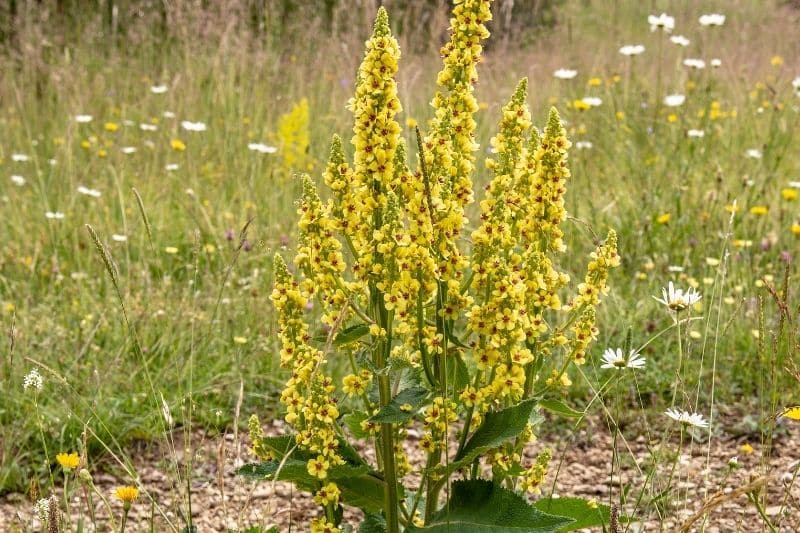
[2,416,799,532]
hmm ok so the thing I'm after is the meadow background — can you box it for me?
[1,0,799,529]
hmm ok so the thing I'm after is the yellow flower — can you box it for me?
[615,111,625,120]
[588,77,602,86]
[740,442,754,454]
[405,117,418,128]
[724,203,740,214]
[656,213,671,224]
[104,122,119,132]
[791,224,800,235]
[781,188,798,201]
[165,246,178,254]
[572,99,591,111]
[170,139,186,151]
[667,113,678,123]
[56,452,80,470]
[749,205,768,216]
[96,149,107,158]
[307,455,330,479]
[770,55,784,67]
[113,486,139,503]
[233,336,248,344]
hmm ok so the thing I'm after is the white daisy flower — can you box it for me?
[163,111,176,118]
[45,211,65,219]
[121,146,137,154]
[77,186,102,198]
[111,234,128,242]
[792,77,800,93]
[181,120,207,132]
[687,129,705,138]
[648,13,675,33]
[582,96,603,107]
[711,58,722,68]
[654,281,702,311]
[165,163,180,171]
[670,35,690,46]
[23,368,44,391]
[75,114,93,123]
[787,181,800,189]
[601,348,646,370]
[12,153,30,162]
[150,85,168,94]
[699,13,725,27]
[683,58,706,69]
[664,94,686,107]
[139,123,158,131]
[745,149,763,159]
[575,141,593,150]
[665,408,709,428]
[553,69,578,80]
[10,175,26,186]
[619,44,646,56]
[122,119,135,127]
[247,142,278,154]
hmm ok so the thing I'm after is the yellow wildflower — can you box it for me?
[56,452,80,470]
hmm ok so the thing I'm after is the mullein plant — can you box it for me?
[243,2,620,531]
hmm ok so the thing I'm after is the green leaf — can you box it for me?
[369,386,429,424]
[256,435,298,460]
[334,323,371,346]
[407,480,573,532]
[538,399,583,419]
[236,460,385,513]
[336,475,389,515]
[456,399,536,461]
[343,412,370,438]
[533,497,610,531]
[358,513,387,533]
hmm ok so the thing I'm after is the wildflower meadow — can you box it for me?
[1,1,799,531]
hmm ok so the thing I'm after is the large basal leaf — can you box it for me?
[533,497,610,531]
[369,386,429,424]
[455,399,536,462]
[406,479,573,532]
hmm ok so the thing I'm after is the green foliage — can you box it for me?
[532,497,611,531]
[407,480,573,532]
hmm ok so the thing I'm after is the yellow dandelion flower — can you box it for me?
[113,486,139,503]
[572,99,591,111]
[781,188,798,201]
[405,117,418,128]
[667,113,678,123]
[56,452,80,470]
[96,149,107,158]
[749,205,768,216]
[588,77,602,86]
[740,442,754,454]
[170,139,186,151]
[615,111,625,120]
[791,224,800,235]
[770,55,783,67]
[104,122,119,132]
[656,213,671,224]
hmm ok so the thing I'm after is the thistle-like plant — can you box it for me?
[243,2,620,531]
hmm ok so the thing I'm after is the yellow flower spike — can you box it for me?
[56,452,80,470]
[277,98,311,176]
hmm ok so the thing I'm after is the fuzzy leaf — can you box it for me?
[358,513,387,533]
[456,399,536,461]
[343,412,370,438]
[334,323,371,346]
[369,386,429,424]
[407,480,573,532]
[533,497,610,531]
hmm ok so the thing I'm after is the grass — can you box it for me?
[1,0,799,529]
